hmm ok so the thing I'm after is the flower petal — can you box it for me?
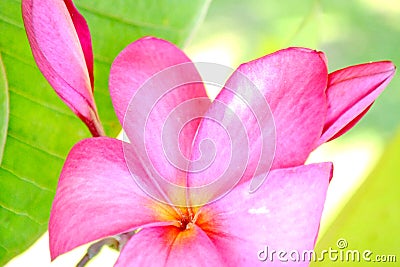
[109,37,209,125]
[63,0,94,88]
[187,48,327,198]
[235,48,328,169]
[318,61,396,144]
[49,137,175,260]
[22,0,100,135]
[109,37,210,186]
[196,162,332,266]
[115,226,224,267]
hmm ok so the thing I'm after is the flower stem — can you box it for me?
[81,109,106,137]
[88,115,106,137]
[76,232,136,267]
[76,237,118,267]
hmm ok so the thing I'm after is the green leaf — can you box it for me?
[0,54,9,164]
[0,0,210,264]
[311,131,400,266]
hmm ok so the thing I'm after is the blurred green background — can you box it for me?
[3,0,399,266]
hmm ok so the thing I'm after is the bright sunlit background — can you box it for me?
[5,0,400,266]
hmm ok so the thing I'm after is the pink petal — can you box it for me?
[109,37,210,187]
[109,37,209,125]
[63,0,94,88]
[115,225,224,267]
[187,48,327,198]
[22,0,100,134]
[49,137,176,260]
[318,61,396,144]
[196,163,332,266]
[236,48,328,170]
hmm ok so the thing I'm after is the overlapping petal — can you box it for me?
[188,48,328,193]
[115,162,332,266]
[22,0,100,134]
[319,61,396,144]
[115,226,224,267]
[234,48,328,170]
[197,162,333,266]
[49,137,177,260]
[109,37,209,125]
[109,37,210,185]
[63,0,94,88]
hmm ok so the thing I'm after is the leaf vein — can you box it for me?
[0,244,9,253]
[0,14,23,29]
[7,133,65,160]
[0,202,46,225]
[0,49,37,68]
[9,87,77,118]
[76,3,180,32]
[0,166,55,193]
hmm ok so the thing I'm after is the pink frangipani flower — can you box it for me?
[21,1,396,266]
[48,37,394,266]
[22,0,104,136]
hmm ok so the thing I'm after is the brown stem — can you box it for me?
[76,237,118,267]
[75,232,136,267]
